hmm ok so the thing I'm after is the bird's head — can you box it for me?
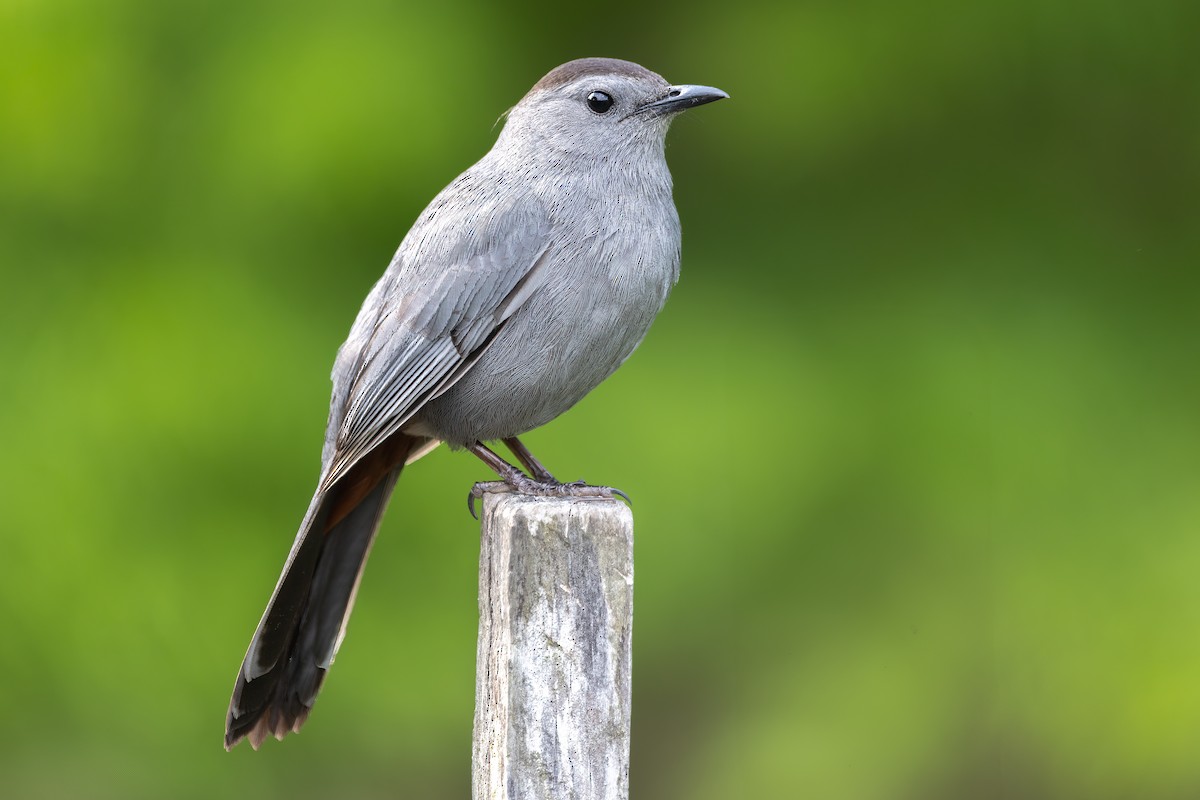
[497,57,728,163]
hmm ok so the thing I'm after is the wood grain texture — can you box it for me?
[473,491,634,800]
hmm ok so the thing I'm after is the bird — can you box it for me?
[225,57,727,750]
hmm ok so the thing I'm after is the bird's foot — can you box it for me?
[467,477,630,519]
[465,440,629,518]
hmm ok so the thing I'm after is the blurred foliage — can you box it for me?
[2,0,1198,797]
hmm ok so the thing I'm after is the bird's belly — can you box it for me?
[411,258,673,446]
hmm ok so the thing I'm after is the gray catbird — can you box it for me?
[225,57,727,750]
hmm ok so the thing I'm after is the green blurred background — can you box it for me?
[2,0,1198,797]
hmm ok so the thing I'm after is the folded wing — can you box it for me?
[321,186,554,486]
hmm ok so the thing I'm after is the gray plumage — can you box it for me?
[225,57,726,750]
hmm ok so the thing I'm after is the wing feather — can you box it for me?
[319,184,554,487]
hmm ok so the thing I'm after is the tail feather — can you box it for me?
[225,434,416,750]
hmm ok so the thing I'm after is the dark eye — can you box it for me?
[586,91,614,114]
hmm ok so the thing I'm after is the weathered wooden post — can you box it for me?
[472,491,635,800]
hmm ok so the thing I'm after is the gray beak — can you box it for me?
[638,84,730,116]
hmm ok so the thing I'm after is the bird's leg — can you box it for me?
[466,441,630,518]
[469,441,530,485]
[501,436,557,483]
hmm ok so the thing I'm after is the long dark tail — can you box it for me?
[225,434,415,750]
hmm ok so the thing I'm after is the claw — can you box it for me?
[468,481,510,519]
[571,479,630,505]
